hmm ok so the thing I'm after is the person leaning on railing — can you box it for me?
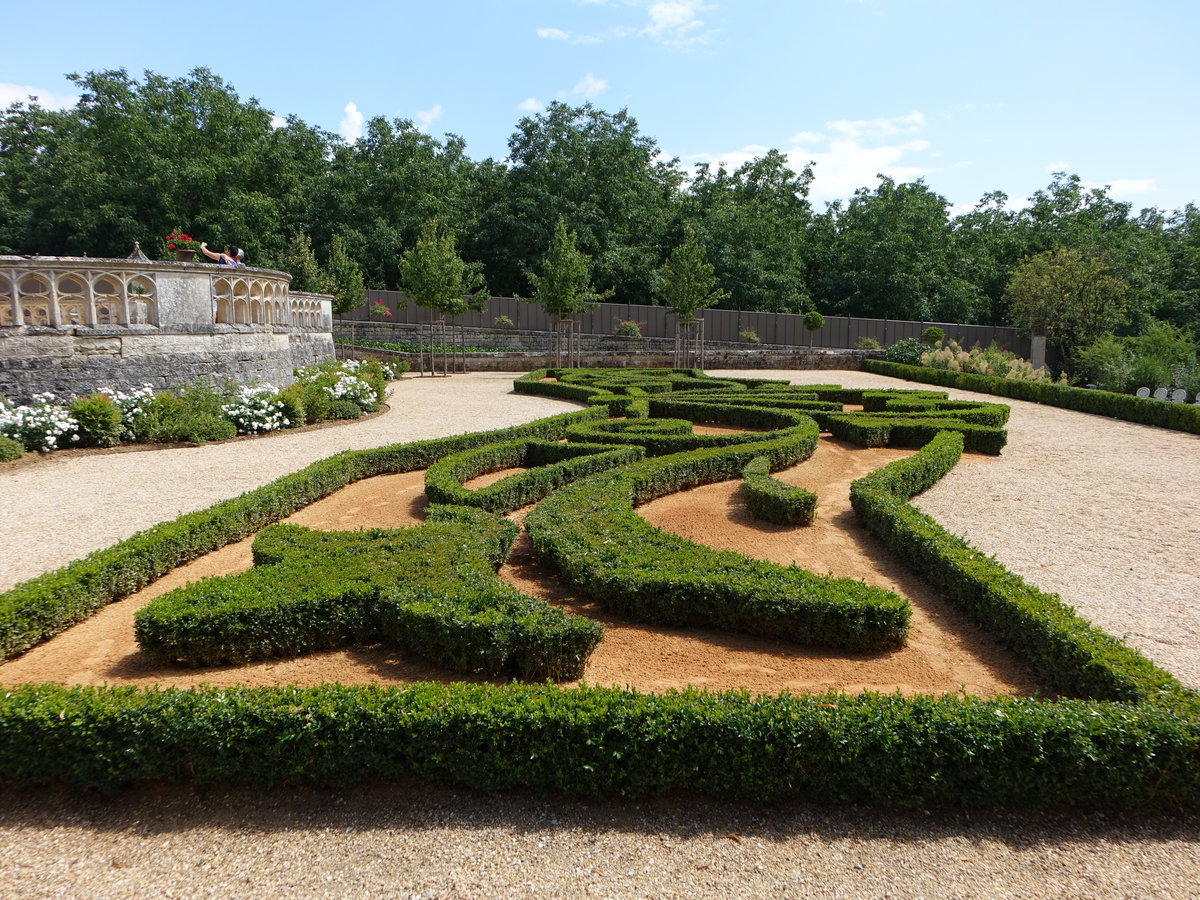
[199,242,245,267]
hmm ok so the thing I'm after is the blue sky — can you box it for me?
[3,0,1197,215]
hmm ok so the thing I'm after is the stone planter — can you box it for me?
[174,249,197,262]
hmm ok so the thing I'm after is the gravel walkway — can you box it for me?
[1,367,1198,898]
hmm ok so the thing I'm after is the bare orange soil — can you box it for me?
[0,439,1041,697]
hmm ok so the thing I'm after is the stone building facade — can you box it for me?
[0,255,334,402]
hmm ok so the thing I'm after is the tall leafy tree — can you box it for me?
[682,150,813,315]
[525,216,611,319]
[325,236,366,315]
[475,102,681,302]
[1004,247,1129,373]
[811,176,982,323]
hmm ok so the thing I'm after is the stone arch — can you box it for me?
[92,273,121,326]
[1,274,17,327]
[126,275,156,326]
[18,273,51,326]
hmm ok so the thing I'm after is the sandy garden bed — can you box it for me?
[0,432,1041,698]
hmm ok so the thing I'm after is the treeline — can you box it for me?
[2,68,1197,341]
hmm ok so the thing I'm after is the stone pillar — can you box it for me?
[1030,335,1046,371]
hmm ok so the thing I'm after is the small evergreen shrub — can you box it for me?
[921,326,945,347]
[742,456,818,525]
[884,337,925,366]
[493,315,515,329]
[856,336,882,350]
[803,311,824,331]
[0,435,23,461]
[328,399,363,420]
[738,329,761,344]
[68,394,121,448]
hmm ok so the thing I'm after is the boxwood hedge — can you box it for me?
[0,367,1195,806]
[742,456,818,526]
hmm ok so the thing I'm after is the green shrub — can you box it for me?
[884,337,925,365]
[864,359,1200,435]
[738,329,761,344]
[135,509,602,680]
[68,394,122,448]
[328,399,363,420]
[425,439,645,513]
[493,315,515,328]
[856,336,882,350]
[921,326,944,347]
[526,418,913,652]
[0,436,23,462]
[297,383,331,423]
[803,311,824,331]
[275,385,307,427]
[742,456,817,525]
[613,320,643,338]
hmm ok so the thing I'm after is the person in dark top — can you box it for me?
[199,242,244,266]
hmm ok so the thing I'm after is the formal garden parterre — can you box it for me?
[0,368,1196,806]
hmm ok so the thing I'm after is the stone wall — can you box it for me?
[1,256,334,402]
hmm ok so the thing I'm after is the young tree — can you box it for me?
[398,219,487,317]
[325,235,366,315]
[279,233,335,295]
[525,216,611,365]
[1004,247,1129,373]
[654,227,728,368]
[654,227,729,318]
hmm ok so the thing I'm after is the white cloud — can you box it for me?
[571,72,609,98]
[642,0,710,47]
[518,97,545,113]
[827,111,925,140]
[537,27,571,40]
[1082,177,1158,198]
[692,110,939,205]
[1045,159,1070,172]
[339,101,364,143]
[0,81,78,110]
[415,104,443,132]
[269,114,286,130]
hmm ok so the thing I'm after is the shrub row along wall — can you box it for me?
[0,368,1196,805]
[864,359,1200,435]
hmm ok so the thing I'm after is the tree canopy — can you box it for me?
[0,66,1196,345]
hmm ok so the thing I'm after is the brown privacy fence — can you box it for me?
[345,291,1029,357]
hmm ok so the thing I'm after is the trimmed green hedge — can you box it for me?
[424,439,645,513]
[864,359,1200,435]
[526,419,913,651]
[0,406,607,661]
[849,432,1185,702]
[827,414,1009,454]
[135,506,602,680]
[742,456,818,526]
[1,367,1196,806]
[1,682,1196,806]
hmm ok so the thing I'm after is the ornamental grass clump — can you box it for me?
[922,340,1052,382]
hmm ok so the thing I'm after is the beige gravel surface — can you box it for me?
[1,367,1198,898]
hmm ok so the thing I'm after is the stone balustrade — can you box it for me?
[0,256,334,402]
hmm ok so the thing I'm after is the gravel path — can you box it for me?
[1,367,1198,898]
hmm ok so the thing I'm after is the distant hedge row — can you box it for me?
[864,359,1200,434]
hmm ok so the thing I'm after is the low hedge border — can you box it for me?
[0,405,608,661]
[424,439,645,514]
[526,418,914,652]
[864,359,1200,435]
[827,414,1009,455]
[1,681,1196,805]
[849,431,1186,703]
[133,506,603,680]
[742,456,818,526]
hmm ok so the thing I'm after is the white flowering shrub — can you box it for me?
[0,393,80,451]
[295,359,386,411]
[221,385,292,434]
[100,384,157,440]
